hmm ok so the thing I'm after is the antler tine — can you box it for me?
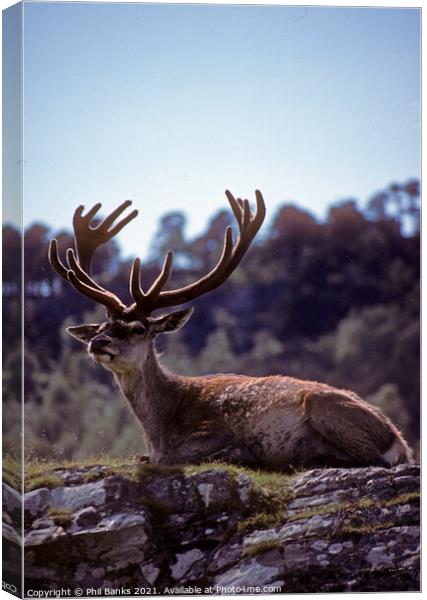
[66,248,105,291]
[129,251,175,316]
[226,190,243,227]
[146,250,174,300]
[50,190,265,320]
[66,269,126,318]
[49,200,138,320]
[241,199,251,231]
[136,190,265,313]
[48,239,69,282]
[72,200,138,273]
[130,258,147,308]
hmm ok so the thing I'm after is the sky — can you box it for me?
[5,2,421,260]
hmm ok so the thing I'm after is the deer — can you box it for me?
[48,191,412,471]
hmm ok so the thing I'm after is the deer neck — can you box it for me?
[114,341,181,447]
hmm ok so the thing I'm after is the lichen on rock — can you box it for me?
[2,462,420,594]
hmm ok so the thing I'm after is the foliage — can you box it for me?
[2,179,420,461]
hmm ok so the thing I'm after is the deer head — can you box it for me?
[49,191,265,373]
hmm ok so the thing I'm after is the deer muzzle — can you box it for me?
[88,336,118,362]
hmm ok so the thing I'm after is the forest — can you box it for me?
[2,179,420,462]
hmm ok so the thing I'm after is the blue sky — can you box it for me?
[14,2,421,259]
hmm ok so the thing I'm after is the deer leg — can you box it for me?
[162,425,259,467]
[303,390,395,467]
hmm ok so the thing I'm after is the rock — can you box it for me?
[213,557,281,589]
[50,478,107,511]
[140,562,160,585]
[243,528,280,547]
[236,473,252,505]
[74,506,101,528]
[3,483,21,526]
[193,470,237,511]
[171,549,204,580]
[24,488,50,519]
[4,462,418,593]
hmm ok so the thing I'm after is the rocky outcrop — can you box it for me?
[3,462,420,594]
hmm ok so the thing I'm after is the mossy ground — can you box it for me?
[23,456,141,491]
[242,539,281,558]
[47,507,74,528]
[183,461,295,495]
[3,455,21,489]
[20,458,419,537]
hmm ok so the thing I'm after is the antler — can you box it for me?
[127,190,265,316]
[49,190,265,320]
[48,200,138,318]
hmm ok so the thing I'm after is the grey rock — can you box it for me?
[243,529,279,547]
[236,473,252,505]
[75,506,101,528]
[50,479,106,511]
[18,463,419,593]
[193,470,237,511]
[24,487,50,518]
[3,483,22,520]
[214,558,280,588]
[140,562,160,585]
[171,548,204,580]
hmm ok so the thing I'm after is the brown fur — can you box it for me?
[69,317,413,472]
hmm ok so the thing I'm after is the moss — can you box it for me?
[47,507,74,528]
[242,539,281,558]
[3,456,21,490]
[25,474,63,492]
[185,462,294,507]
[337,521,395,539]
[137,463,184,480]
[383,492,420,507]
[81,469,116,483]
[184,462,293,490]
[237,511,284,534]
[287,502,347,522]
[24,457,141,488]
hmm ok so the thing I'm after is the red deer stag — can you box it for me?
[49,192,412,470]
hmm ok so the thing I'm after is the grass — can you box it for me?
[287,502,347,522]
[383,491,420,507]
[183,461,294,498]
[3,455,21,490]
[242,540,281,558]
[337,521,395,539]
[237,511,284,534]
[25,474,64,492]
[23,456,142,490]
[47,507,74,528]
[137,463,184,479]
[184,461,295,535]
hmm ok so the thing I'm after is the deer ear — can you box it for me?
[67,324,100,344]
[150,308,193,335]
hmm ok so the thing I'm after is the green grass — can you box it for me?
[184,461,295,534]
[47,507,74,528]
[137,463,184,479]
[23,456,141,490]
[337,521,395,539]
[242,539,281,558]
[237,511,284,534]
[287,502,347,522]
[183,461,294,498]
[3,455,21,490]
[383,491,420,507]
[26,474,63,492]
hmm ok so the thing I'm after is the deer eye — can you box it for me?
[132,326,146,335]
